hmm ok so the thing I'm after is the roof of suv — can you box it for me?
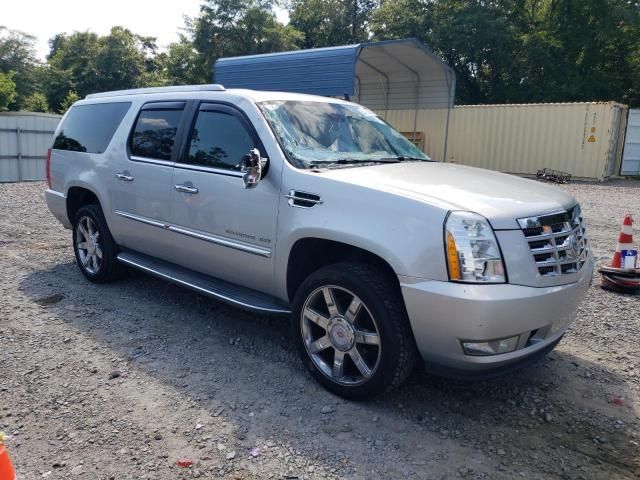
[83,84,351,106]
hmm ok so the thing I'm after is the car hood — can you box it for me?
[320,162,577,230]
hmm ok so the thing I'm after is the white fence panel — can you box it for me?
[0,112,61,182]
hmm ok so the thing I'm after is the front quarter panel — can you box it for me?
[274,167,450,300]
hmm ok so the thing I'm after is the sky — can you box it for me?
[3,0,289,60]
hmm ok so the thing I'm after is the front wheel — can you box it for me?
[292,262,417,400]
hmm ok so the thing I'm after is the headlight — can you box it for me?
[445,211,506,283]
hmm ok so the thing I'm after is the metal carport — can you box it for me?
[214,38,456,161]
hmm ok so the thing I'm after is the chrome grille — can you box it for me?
[518,206,588,277]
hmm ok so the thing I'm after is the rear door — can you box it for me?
[109,101,188,260]
[167,102,280,293]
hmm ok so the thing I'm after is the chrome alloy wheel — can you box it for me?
[301,286,382,386]
[76,216,102,275]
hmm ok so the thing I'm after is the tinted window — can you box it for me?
[131,109,183,161]
[185,110,255,171]
[53,102,131,153]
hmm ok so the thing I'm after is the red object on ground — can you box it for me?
[0,445,16,480]
[176,458,194,468]
[611,397,625,406]
[610,214,634,268]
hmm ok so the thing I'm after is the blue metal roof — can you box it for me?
[215,44,360,96]
[214,38,455,108]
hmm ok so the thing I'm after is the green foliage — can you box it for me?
[162,35,203,85]
[290,0,377,48]
[370,0,640,105]
[0,70,17,111]
[23,91,49,112]
[46,26,163,109]
[191,0,304,82]
[59,90,80,113]
[369,0,433,42]
[0,27,42,110]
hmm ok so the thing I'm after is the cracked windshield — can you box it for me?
[259,100,430,169]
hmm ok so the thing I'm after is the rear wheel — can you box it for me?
[73,204,123,283]
[292,262,417,400]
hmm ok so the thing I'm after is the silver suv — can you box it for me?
[46,84,593,399]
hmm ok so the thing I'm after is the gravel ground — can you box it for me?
[1,179,639,480]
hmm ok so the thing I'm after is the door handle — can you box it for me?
[115,171,134,182]
[175,183,198,194]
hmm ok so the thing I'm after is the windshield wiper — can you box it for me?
[380,156,428,162]
[306,156,431,170]
[309,158,401,168]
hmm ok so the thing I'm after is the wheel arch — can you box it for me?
[286,237,401,302]
[66,185,102,223]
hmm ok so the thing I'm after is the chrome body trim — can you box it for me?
[115,172,134,182]
[174,183,199,194]
[113,210,271,258]
[117,253,290,314]
[517,205,588,277]
[173,163,244,177]
[516,206,578,229]
[129,155,174,167]
[114,210,168,229]
[169,225,271,257]
[285,190,323,208]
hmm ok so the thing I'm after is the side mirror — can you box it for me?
[241,148,267,189]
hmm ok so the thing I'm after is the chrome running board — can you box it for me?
[117,251,291,315]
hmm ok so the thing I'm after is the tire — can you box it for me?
[292,262,417,400]
[72,204,123,283]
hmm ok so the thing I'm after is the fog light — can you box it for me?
[462,336,519,356]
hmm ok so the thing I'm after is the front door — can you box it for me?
[168,102,279,293]
[110,101,188,260]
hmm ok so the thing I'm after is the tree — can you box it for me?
[370,0,433,42]
[45,27,165,110]
[96,27,159,90]
[191,0,304,81]
[369,0,640,106]
[529,0,640,105]
[0,27,42,110]
[23,92,49,112]
[59,90,80,113]
[163,34,208,84]
[46,31,101,102]
[290,0,377,48]
[0,71,16,111]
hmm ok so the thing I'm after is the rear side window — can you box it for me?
[53,102,131,153]
[130,103,184,161]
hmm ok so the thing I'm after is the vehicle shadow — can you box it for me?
[19,262,640,479]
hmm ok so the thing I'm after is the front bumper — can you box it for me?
[45,189,71,229]
[400,257,593,374]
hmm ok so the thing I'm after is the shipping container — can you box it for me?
[621,109,640,176]
[380,102,628,181]
[0,112,61,182]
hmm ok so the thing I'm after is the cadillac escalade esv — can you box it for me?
[46,84,593,399]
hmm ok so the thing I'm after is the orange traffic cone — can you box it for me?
[0,433,16,480]
[610,214,634,268]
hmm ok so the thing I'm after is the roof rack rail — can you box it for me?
[85,84,226,100]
